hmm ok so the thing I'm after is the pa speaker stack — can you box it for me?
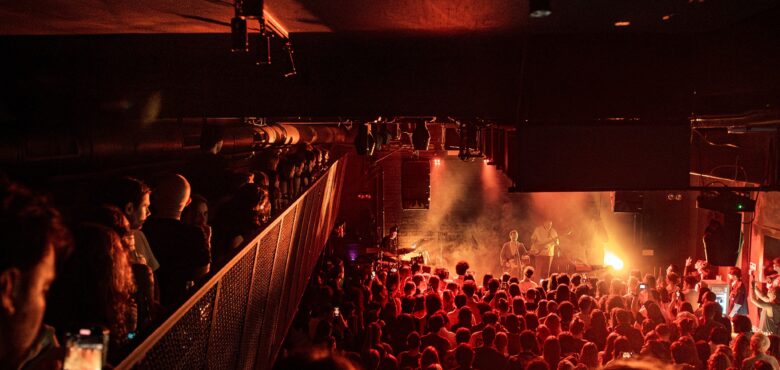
[696,190,753,266]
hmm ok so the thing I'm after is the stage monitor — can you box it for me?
[512,121,690,191]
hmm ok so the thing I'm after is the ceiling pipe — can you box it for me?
[691,109,780,130]
[0,120,350,167]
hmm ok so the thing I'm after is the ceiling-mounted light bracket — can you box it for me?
[236,0,263,19]
[283,40,298,78]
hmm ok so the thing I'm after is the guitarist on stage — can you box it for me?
[530,221,559,278]
[500,230,527,275]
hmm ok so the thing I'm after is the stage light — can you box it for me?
[412,122,431,151]
[604,250,624,271]
[230,17,249,53]
[614,21,631,27]
[374,123,391,151]
[433,159,442,166]
[529,0,552,18]
[354,123,376,155]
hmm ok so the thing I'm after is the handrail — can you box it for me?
[116,158,344,369]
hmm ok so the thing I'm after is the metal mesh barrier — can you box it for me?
[137,285,218,370]
[206,247,256,370]
[240,224,280,370]
[118,160,345,370]
[266,206,297,361]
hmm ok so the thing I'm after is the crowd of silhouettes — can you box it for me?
[0,139,331,369]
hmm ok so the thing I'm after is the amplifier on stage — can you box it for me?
[701,279,730,316]
[572,260,592,272]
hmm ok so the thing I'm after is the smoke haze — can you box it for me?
[399,155,636,279]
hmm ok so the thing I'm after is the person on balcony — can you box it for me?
[143,174,211,307]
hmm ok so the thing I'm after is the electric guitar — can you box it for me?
[530,230,572,257]
[504,254,532,270]
[501,241,527,270]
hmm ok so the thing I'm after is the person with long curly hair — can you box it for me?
[87,205,157,332]
[46,223,137,357]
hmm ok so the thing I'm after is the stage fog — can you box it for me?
[397,155,701,278]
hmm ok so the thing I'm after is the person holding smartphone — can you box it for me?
[750,264,780,335]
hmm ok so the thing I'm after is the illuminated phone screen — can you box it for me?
[63,328,105,370]
[64,342,103,370]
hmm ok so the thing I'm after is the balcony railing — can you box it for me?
[116,158,346,369]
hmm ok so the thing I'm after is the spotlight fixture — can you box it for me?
[230,17,249,53]
[457,121,483,161]
[354,123,376,155]
[373,122,390,151]
[529,0,552,18]
[411,122,431,151]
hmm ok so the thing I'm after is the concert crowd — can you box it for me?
[278,244,780,370]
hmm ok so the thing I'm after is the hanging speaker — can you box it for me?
[703,213,742,266]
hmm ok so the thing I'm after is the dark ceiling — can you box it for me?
[1,1,779,188]
[1,1,779,126]
[0,0,776,35]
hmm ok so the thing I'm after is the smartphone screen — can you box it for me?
[333,306,340,318]
[639,283,647,290]
[622,352,631,359]
[64,328,105,370]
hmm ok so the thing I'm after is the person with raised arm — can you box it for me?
[750,264,780,335]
